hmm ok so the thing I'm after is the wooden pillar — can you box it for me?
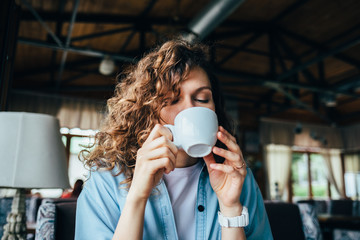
[288,166,293,203]
[340,152,347,198]
[0,0,20,111]
[307,152,313,199]
[65,134,72,167]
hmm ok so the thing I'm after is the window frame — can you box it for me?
[289,149,345,201]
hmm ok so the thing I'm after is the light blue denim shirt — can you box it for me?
[75,165,273,240]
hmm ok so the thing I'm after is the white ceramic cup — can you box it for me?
[164,107,218,158]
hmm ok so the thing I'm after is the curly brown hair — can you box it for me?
[81,38,233,187]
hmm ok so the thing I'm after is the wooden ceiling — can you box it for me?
[10,0,360,128]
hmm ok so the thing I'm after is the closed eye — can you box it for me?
[195,99,209,103]
[171,98,180,105]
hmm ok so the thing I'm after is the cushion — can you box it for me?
[298,203,323,240]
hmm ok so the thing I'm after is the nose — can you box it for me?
[179,96,195,112]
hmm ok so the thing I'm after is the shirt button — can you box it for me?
[198,205,205,212]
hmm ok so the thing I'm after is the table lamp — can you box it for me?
[0,112,70,240]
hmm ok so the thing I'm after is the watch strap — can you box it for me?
[218,206,249,228]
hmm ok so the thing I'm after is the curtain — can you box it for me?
[345,154,360,172]
[321,149,345,198]
[57,98,105,130]
[265,144,292,200]
[7,90,106,130]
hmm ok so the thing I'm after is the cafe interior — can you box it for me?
[1,0,360,239]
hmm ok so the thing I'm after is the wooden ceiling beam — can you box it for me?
[17,37,360,99]
[218,31,263,66]
[277,34,360,82]
[50,0,67,85]
[331,75,360,92]
[271,0,310,23]
[56,0,80,90]
[275,32,317,83]
[18,37,136,63]
[117,0,158,53]
[14,58,99,78]
[71,26,134,42]
[268,30,276,78]
[216,68,360,98]
[280,27,360,69]
[266,83,334,124]
[20,11,188,25]
[20,0,63,47]
[15,85,114,92]
[217,43,294,61]
[215,0,311,68]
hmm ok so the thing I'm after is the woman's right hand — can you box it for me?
[129,124,178,201]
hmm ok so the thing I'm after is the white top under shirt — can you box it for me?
[163,161,204,240]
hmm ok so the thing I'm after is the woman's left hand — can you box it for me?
[203,126,247,216]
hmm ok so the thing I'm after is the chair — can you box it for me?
[329,199,353,216]
[35,198,77,240]
[297,199,328,215]
[54,201,77,240]
[265,201,305,240]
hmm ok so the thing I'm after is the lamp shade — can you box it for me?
[0,112,70,189]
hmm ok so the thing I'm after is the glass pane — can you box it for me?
[292,153,309,200]
[310,153,328,198]
[70,136,94,154]
[345,172,360,198]
[68,136,94,187]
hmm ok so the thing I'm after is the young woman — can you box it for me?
[75,39,273,240]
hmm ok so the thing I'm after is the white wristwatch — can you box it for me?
[218,206,249,228]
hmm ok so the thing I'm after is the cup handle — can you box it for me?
[164,124,181,149]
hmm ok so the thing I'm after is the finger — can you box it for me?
[146,146,176,166]
[142,135,178,156]
[234,161,246,170]
[209,163,242,177]
[147,157,175,174]
[217,129,240,153]
[219,126,237,143]
[144,124,173,145]
[213,146,242,163]
[203,153,216,171]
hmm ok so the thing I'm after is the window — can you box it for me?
[291,150,340,201]
[32,128,96,198]
[310,154,328,197]
[344,153,360,199]
[291,152,309,199]
[267,145,342,201]
[61,128,96,188]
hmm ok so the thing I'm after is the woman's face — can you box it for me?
[159,67,215,125]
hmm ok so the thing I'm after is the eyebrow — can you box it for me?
[194,86,212,94]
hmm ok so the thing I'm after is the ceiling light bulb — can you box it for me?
[322,93,337,107]
[99,56,115,75]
